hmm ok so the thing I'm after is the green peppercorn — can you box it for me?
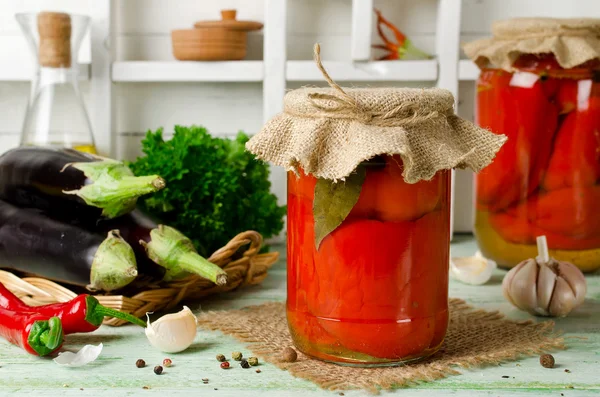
[248,357,259,366]
[216,354,226,362]
[232,351,243,361]
[240,359,250,369]
[154,365,163,375]
[135,359,146,368]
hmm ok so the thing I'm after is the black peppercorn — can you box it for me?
[136,359,146,368]
[216,354,226,362]
[154,365,163,375]
[240,359,250,369]
[540,354,555,368]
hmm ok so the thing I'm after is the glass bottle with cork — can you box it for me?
[16,11,96,153]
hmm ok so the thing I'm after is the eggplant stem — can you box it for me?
[89,230,138,292]
[142,225,228,284]
[178,251,228,285]
[64,174,166,219]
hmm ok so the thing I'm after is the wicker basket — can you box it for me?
[0,230,279,326]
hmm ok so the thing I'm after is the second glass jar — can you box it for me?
[474,54,600,272]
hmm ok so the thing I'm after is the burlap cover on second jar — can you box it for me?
[463,17,600,72]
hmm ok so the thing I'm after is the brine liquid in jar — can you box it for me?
[287,155,451,366]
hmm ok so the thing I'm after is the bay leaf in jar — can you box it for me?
[313,166,366,249]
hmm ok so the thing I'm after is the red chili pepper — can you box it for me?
[372,9,431,61]
[0,308,63,356]
[0,283,145,334]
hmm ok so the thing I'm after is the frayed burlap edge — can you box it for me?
[197,299,565,394]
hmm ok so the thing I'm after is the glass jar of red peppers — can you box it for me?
[287,160,451,365]
[465,18,600,272]
[246,45,505,366]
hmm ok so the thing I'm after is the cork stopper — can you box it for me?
[37,12,72,68]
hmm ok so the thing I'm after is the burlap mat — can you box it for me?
[464,18,600,71]
[197,299,564,393]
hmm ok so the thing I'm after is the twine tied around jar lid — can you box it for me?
[464,17,600,71]
[37,12,72,68]
[246,44,506,183]
[299,44,449,127]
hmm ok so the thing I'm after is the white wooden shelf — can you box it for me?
[0,63,91,81]
[286,60,438,82]
[459,59,480,81]
[112,61,264,82]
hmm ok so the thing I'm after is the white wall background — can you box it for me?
[1,0,599,232]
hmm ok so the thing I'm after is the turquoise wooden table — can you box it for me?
[0,236,599,397]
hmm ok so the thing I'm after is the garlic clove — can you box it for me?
[507,258,538,313]
[145,306,198,353]
[536,263,557,316]
[450,252,496,285]
[54,344,103,367]
[502,260,528,307]
[557,261,587,307]
[548,277,577,317]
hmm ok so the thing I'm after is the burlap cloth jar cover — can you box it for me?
[247,45,506,183]
[463,18,600,72]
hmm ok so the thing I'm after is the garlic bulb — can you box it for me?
[145,306,198,353]
[450,251,496,285]
[502,236,587,317]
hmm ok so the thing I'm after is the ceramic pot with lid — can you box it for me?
[171,9,263,61]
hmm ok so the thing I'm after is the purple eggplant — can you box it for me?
[0,200,137,291]
[0,147,165,219]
